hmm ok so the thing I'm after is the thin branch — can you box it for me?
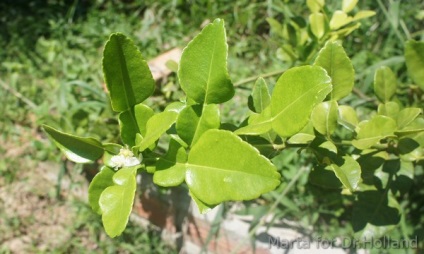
[0,79,37,109]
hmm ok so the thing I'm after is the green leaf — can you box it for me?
[377,101,399,119]
[153,139,187,187]
[103,33,155,112]
[309,166,343,189]
[330,10,352,30]
[329,156,361,192]
[43,125,104,163]
[373,66,397,103]
[309,13,325,39]
[311,100,338,136]
[352,116,397,149]
[234,106,272,135]
[338,105,358,131]
[405,40,424,89]
[178,19,234,104]
[99,166,137,238]
[271,65,332,137]
[314,41,355,100]
[352,191,400,232]
[190,190,215,214]
[306,0,325,13]
[137,111,178,152]
[342,0,358,13]
[186,129,280,205]
[396,117,424,136]
[88,167,115,214]
[248,77,271,113]
[287,133,315,144]
[397,108,422,129]
[176,104,220,146]
[352,10,376,21]
[119,104,154,146]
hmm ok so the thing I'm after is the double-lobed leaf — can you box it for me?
[103,33,155,112]
[311,100,338,136]
[178,19,234,104]
[88,167,115,214]
[314,41,354,100]
[43,125,104,163]
[352,116,397,149]
[185,129,281,206]
[99,166,137,238]
[119,103,154,146]
[271,65,332,137]
[153,139,187,187]
[248,77,271,113]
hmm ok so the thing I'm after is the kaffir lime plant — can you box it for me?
[43,15,424,240]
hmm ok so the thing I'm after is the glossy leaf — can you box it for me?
[178,19,234,104]
[330,10,352,30]
[153,139,187,187]
[103,33,155,112]
[405,40,424,89]
[397,108,422,129]
[330,156,361,192]
[137,111,178,152]
[88,167,115,214]
[352,116,397,149]
[342,0,358,13]
[43,125,104,163]
[306,0,324,13]
[186,130,280,205]
[309,13,325,39]
[311,100,338,136]
[176,104,220,146]
[338,105,358,131]
[248,77,271,113]
[134,103,155,136]
[314,41,355,100]
[287,133,315,144]
[234,107,272,135]
[271,65,332,137]
[99,166,137,237]
[190,190,215,214]
[374,66,397,103]
[396,117,424,136]
[119,110,138,146]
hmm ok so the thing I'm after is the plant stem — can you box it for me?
[234,69,286,87]
[230,166,308,254]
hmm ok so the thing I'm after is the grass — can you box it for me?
[1,0,424,253]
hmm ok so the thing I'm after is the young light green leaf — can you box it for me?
[176,104,220,146]
[352,10,376,21]
[287,133,315,144]
[374,66,397,103]
[186,129,280,205]
[234,106,272,135]
[396,117,424,136]
[99,166,137,238]
[153,139,187,187]
[307,0,325,13]
[338,105,358,131]
[103,33,155,112]
[248,77,271,114]
[397,108,422,129]
[330,10,352,30]
[314,41,355,100]
[43,125,104,163]
[178,19,234,104]
[271,65,332,137]
[134,103,155,136]
[88,167,115,215]
[311,100,338,136]
[309,13,325,39]
[137,111,178,152]
[342,0,358,13]
[378,101,399,119]
[352,116,397,149]
[329,156,361,192]
[405,40,424,89]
